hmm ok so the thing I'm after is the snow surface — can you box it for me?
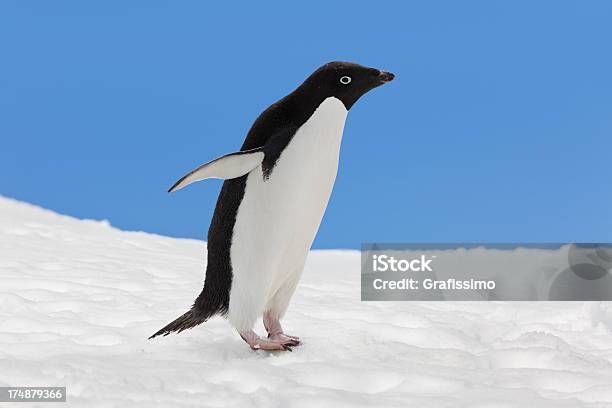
[1,196,612,407]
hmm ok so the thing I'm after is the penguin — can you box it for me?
[150,61,394,350]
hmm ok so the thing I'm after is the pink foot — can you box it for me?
[268,333,301,344]
[263,312,301,346]
[239,330,296,351]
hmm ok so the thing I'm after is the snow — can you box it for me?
[1,196,612,407]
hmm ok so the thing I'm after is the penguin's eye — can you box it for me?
[339,76,351,85]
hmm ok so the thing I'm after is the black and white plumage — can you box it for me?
[150,62,394,350]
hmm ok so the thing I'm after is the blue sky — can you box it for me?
[2,1,611,248]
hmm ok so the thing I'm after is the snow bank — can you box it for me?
[1,196,611,407]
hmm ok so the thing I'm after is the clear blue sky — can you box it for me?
[2,1,611,248]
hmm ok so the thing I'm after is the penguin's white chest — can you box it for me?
[227,97,347,331]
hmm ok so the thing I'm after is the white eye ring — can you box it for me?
[340,76,351,84]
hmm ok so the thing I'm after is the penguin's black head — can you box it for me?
[301,61,395,110]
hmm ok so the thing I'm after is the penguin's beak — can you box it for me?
[377,70,395,83]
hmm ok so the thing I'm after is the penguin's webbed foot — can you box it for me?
[268,333,301,345]
[239,330,297,352]
[263,312,301,346]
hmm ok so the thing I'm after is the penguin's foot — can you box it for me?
[268,333,301,344]
[263,312,301,345]
[239,330,297,351]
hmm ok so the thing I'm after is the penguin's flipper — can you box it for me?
[168,147,265,192]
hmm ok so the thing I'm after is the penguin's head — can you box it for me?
[302,61,395,109]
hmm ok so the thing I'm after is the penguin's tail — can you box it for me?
[148,308,209,339]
